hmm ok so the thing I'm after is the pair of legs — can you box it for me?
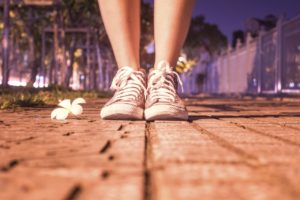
[98,0,195,70]
[99,0,195,120]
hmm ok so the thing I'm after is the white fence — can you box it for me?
[181,14,300,95]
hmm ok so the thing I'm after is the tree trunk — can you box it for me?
[53,23,59,85]
[1,0,10,87]
[64,36,77,87]
[96,43,104,90]
[27,7,40,87]
[41,31,46,87]
[85,32,91,90]
[28,57,40,86]
[59,7,67,86]
[91,44,97,90]
[27,34,36,86]
[49,59,54,85]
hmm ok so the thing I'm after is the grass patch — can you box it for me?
[0,85,111,110]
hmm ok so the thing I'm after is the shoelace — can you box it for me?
[110,66,146,101]
[147,61,183,102]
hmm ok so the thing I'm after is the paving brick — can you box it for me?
[1,97,300,199]
[148,122,241,166]
[0,100,145,200]
[151,164,297,200]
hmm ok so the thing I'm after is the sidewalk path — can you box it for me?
[1,96,300,200]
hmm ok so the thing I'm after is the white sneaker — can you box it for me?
[100,67,146,120]
[145,61,188,121]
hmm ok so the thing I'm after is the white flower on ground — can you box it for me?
[51,98,86,120]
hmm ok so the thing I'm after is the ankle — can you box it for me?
[154,59,177,70]
[120,66,140,71]
[153,60,175,72]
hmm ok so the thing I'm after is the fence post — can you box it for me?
[257,31,264,94]
[275,16,284,93]
[1,0,10,86]
[236,39,242,93]
[245,33,251,93]
[226,44,232,93]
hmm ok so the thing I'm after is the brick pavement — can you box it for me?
[0,96,300,200]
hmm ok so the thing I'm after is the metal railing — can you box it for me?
[181,14,300,95]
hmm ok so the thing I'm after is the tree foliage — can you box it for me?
[2,0,110,87]
[1,1,227,87]
[184,15,227,59]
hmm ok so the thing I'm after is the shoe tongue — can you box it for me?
[115,70,143,88]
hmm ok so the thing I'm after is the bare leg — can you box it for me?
[98,0,140,70]
[154,0,195,68]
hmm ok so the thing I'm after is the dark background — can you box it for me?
[145,0,300,40]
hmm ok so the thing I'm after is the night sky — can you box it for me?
[145,0,300,41]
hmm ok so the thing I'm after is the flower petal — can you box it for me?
[71,104,83,116]
[51,108,69,120]
[58,99,72,110]
[72,98,86,106]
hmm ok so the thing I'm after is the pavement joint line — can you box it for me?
[248,117,300,132]
[190,122,300,198]
[99,140,112,154]
[190,122,260,166]
[144,122,152,200]
[63,184,82,200]
[217,118,300,147]
[0,159,20,172]
[101,170,110,179]
[117,124,124,131]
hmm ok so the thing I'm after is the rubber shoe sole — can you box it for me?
[100,103,144,120]
[145,104,188,121]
